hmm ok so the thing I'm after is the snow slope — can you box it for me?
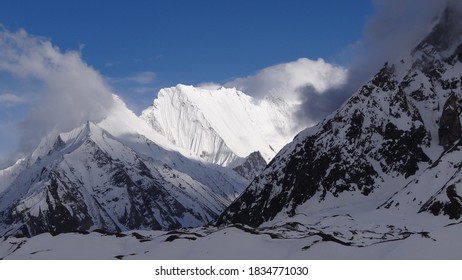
[140,85,298,166]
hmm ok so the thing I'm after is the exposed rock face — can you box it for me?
[438,93,461,149]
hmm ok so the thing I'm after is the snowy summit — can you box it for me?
[141,84,299,166]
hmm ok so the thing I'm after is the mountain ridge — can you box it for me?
[216,5,462,228]
[0,97,246,237]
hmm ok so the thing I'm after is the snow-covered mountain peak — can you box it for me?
[0,93,247,237]
[27,121,106,166]
[141,84,298,167]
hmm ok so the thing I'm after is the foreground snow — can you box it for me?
[1,207,461,260]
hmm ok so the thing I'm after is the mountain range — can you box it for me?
[0,96,251,236]
[0,82,300,237]
[1,4,462,259]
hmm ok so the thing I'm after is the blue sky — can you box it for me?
[0,1,373,107]
[0,0,447,166]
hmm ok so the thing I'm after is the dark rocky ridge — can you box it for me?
[216,6,462,227]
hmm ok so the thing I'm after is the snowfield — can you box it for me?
[1,210,461,259]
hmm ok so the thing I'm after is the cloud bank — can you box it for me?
[297,0,452,124]
[0,26,115,162]
[221,1,455,128]
[224,58,348,104]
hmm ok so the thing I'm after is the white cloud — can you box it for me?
[359,0,447,71]
[105,62,116,67]
[114,71,157,85]
[0,26,115,154]
[134,87,156,94]
[109,71,157,95]
[224,58,348,103]
[192,58,349,130]
[0,120,19,168]
[97,72,159,115]
[196,82,222,90]
[132,71,156,85]
[296,1,455,125]
[0,93,25,105]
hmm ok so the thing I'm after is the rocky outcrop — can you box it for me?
[438,93,461,150]
[426,184,462,219]
[232,151,267,181]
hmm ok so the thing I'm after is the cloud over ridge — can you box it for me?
[297,0,453,124]
[225,57,348,102]
[0,26,115,160]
